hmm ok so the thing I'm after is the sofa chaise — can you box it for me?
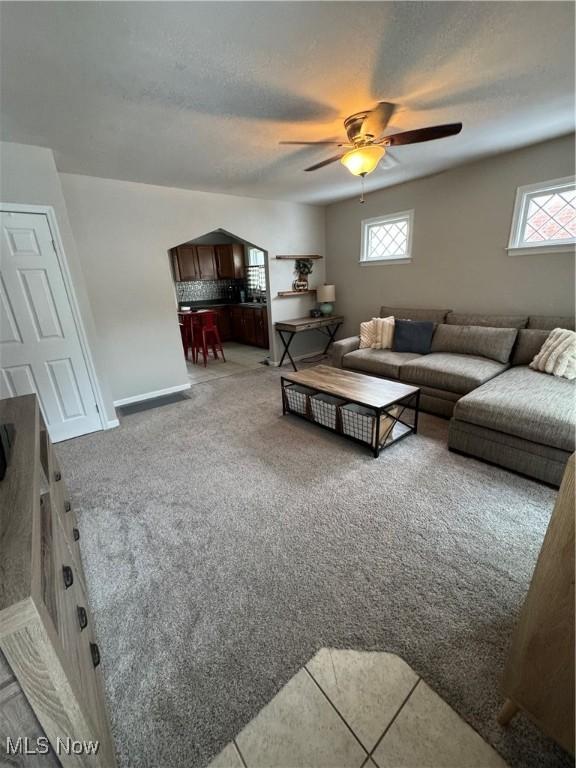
[329,306,575,485]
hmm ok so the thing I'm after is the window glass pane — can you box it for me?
[522,190,576,243]
[366,217,409,259]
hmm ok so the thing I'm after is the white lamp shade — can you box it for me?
[317,284,336,303]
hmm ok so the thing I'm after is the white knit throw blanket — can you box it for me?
[530,327,576,380]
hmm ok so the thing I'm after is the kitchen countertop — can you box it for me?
[178,301,267,310]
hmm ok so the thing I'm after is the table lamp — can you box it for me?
[317,284,336,316]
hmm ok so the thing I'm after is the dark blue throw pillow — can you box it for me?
[393,319,435,354]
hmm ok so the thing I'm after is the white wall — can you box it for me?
[59,173,325,403]
[326,134,575,337]
[0,142,117,424]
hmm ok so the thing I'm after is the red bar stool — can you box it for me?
[193,310,225,366]
[178,312,192,360]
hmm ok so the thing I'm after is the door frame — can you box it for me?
[0,202,113,432]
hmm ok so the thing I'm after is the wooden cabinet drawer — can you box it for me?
[0,681,60,766]
[51,532,115,764]
[50,470,85,590]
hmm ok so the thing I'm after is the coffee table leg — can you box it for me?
[374,409,381,458]
[413,390,421,434]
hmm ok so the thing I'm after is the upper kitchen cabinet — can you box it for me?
[172,242,245,281]
[196,246,217,279]
[215,244,245,279]
[172,245,199,281]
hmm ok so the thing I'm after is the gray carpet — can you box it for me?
[56,366,570,768]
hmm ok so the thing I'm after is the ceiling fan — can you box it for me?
[279,102,462,176]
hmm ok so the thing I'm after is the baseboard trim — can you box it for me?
[113,383,191,407]
[105,418,120,430]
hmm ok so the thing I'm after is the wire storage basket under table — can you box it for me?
[340,403,400,447]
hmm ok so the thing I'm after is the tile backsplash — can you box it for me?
[176,279,244,302]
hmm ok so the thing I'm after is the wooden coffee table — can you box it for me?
[281,365,420,457]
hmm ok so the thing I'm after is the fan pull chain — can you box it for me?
[360,175,366,204]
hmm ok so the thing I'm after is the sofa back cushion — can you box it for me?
[446,312,527,329]
[431,323,517,363]
[393,319,435,354]
[380,306,450,324]
[511,329,550,366]
[528,315,575,331]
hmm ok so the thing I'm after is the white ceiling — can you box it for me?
[1,2,574,204]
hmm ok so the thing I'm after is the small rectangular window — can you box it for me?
[360,210,414,264]
[508,176,576,254]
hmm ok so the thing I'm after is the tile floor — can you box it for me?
[209,649,509,768]
[187,342,268,385]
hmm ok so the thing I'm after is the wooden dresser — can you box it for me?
[0,395,117,766]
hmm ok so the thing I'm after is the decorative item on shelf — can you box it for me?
[310,308,322,318]
[293,258,314,292]
[317,284,336,316]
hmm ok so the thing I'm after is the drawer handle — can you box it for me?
[73,527,80,541]
[62,565,74,589]
[54,471,62,482]
[77,606,88,631]
[90,642,101,668]
[64,500,71,512]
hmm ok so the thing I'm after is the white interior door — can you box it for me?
[0,210,102,441]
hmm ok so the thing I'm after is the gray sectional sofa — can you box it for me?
[330,306,575,486]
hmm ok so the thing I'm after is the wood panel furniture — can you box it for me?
[230,305,268,348]
[215,244,245,279]
[0,395,117,767]
[171,243,245,281]
[498,453,575,754]
[281,365,420,457]
[274,315,344,370]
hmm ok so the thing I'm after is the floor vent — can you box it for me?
[118,392,190,416]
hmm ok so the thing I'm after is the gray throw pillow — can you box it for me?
[511,329,550,366]
[393,320,435,354]
[431,324,517,363]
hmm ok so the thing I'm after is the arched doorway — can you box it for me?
[167,229,271,384]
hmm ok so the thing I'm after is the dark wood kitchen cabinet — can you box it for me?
[172,242,245,281]
[229,306,268,348]
[172,245,200,281]
[254,307,269,348]
[212,307,232,341]
[196,246,217,279]
[215,244,245,279]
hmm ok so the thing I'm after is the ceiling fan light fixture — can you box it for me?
[340,145,386,176]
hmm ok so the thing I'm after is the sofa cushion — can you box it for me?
[511,329,550,366]
[380,306,450,324]
[528,315,575,331]
[343,349,421,379]
[393,319,435,354]
[453,366,576,452]
[431,324,517,363]
[446,312,527,329]
[400,353,508,394]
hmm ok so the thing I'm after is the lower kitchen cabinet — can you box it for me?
[229,306,268,348]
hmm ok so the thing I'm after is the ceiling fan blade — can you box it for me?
[362,101,397,137]
[279,140,342,145]
[304,153,345,172]
[378,123,462,146]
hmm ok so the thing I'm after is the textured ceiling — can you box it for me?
[0,2,574,204]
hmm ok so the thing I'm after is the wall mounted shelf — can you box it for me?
[277,290,317,298]
[275,255,323,260]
